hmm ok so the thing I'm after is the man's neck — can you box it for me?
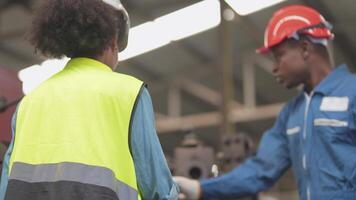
[304,61,333,92]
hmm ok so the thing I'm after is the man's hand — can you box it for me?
[173,176,201,200]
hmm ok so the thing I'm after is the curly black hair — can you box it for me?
[29,0,119,58]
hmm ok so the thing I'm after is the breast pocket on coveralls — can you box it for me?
[314,96,356,191]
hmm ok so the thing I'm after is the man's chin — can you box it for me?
[277,79,300,89]
[283,82,299,90]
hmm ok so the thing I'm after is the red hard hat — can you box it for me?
[256,5,334,54]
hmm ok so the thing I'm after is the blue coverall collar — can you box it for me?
[306,64,349,96]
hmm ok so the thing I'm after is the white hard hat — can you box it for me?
[102,0,130,52]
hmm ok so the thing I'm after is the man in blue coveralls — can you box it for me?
[174,4,356,200]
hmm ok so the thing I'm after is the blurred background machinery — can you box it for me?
[219,133,254,172]
[171,132,255,179]
[171,132,257,200]
[173,133,215,180]
[1,0,355,199]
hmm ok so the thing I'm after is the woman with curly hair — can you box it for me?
[0,0,179,199]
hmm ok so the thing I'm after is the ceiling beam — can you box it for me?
[167,85,181,117]
[124,0,213,63]
[156,102,284,133]
[120,60,162,81]
[178,78,242,108]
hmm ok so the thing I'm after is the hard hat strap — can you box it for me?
[297,21,333,34]
[290,21,333,40]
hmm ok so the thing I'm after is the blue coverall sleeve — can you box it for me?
[201,105,291,199]
[0,108,17,200]
[130,88,179,200]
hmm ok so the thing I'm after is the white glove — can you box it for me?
[173,176,201,200]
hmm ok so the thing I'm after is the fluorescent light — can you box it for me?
[225,0,285,16]
[19,0,221,93]
[119,21,171,61]
[155,0,221,41]
[120,0,220,61]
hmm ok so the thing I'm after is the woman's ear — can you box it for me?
[110,37,119,52]
[108,32,119,53]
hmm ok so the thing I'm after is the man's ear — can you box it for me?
[300,40,312,59]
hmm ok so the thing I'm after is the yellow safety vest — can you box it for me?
[7,58,143,200]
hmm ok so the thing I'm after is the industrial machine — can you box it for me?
[172,132,254,179]
[173,134,215,180]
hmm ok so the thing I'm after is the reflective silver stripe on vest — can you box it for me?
[9,162,138,200]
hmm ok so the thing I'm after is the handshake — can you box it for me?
[173,176,202,200]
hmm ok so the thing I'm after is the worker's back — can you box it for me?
[5,58,144,200]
